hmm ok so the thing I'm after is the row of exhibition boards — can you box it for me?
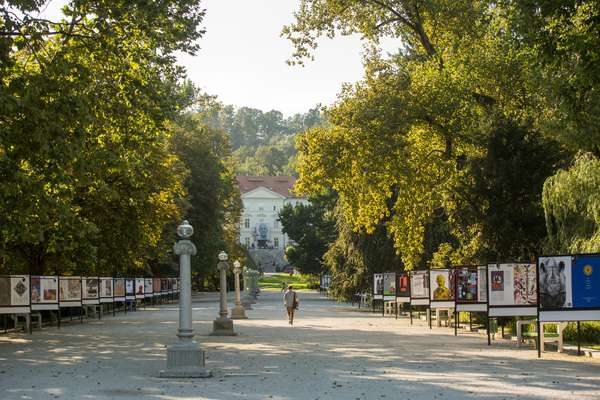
[0,276,180,314]
[373,253,600,323]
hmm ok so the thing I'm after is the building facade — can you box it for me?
[237,176,308,251]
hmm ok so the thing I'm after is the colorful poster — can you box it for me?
[135,278,145,296]
[11,276,29,306]
[0,277,10,306]
[383,273,396,296]
[125,279,134,296]
[478,266,487,303]
[539,256,572,308]
[114,279,125,297]
[100,278,113,297]
[430,269,453,301]
[373,274,383,295]
[144,278,153,294]
[161,278,168,292]
[456,268,478,302]
[84,278,99,299]
[59,278,82,301]
[410,271,429,298]
[153,278,161,294]
[514,263,537,305]
[572,255,600,308]
[397,273,410,297]
[31,276,58,303]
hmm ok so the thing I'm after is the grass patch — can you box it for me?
[258,273,318,292]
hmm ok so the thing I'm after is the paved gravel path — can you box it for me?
[1,291,599,399]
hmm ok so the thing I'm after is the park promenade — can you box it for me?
[1,291,599,399]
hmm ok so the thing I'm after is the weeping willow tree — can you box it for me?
[542,153,600,254]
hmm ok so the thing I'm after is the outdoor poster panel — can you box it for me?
[396,273,410,302]
[59,277,82,307]
[488,263,537,317]
[144,278,153,298]
[320,275,331,289]
[538,254,600,322]
[430,269,454,308]
[153,278,161,296]
[169,278,175,294]
[135,278,145,299]
[455,266,487,312]
[373,274,383,299]
[173,278,179,292]
[114,278,126,301]
[125,278,135,300]
[82,277,100,304]
[161,278,169,293]
[100,277,113,303]
[410,271,429,306]
[383,272,396,300]
[0,275,31,314]
[31,276,59,310]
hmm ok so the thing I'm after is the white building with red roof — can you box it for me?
[236,176,308,254]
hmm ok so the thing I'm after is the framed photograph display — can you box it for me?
[383,272,396,301]
[135,278,145,299]
[59,276,82,307]
[430,269,455,309]
[153,278,161,296]
[144,278,153,298]
[173,278,179,293]
[82,277,100,305]
[410,270,430,306]
[538,254,600,322]
[320,274,331,290]
[30,276,59,311]
[99,277,113,303]
[168,278,175,294]
[373,274,383,300]
[396,273,411,303]
[0,275,31,314]
[113,278,126,301]
[125,278,135,300]
[455,266,487,312]
[488,263,537,317]
[161,278,169,294]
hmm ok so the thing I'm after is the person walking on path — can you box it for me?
[283,285,298,325]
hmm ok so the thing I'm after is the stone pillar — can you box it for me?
[160,221,212,378]
[211,252,236,336]
[241,270,254,309]
[230,261,247,319]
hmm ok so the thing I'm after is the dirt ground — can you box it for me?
[1,291,599,400]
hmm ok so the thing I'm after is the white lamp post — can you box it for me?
[211,251,236,336]
[160,221,211,378]
[230,260,247,319]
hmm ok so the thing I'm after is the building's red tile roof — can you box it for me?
[236,176,299,198]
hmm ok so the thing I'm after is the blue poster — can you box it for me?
[572,255,600,308]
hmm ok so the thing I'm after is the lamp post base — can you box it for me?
[210,318,237,336]
[159,341,212,378]
[230,305,247,319]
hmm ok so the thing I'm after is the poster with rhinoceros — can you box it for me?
[539,256,572,309]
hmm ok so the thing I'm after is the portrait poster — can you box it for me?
[59,277,82,301]
[31,276,58,304]
[144,278,153,296]
[514,263,537,305]
[383,273,396,298]
[153,278,161,295]
[125,279,135,297]
[539,256,572,309]
[397,273,410,297]
[410,271,429,299]
[572,255,600,308]
[0,277,10,306]
[373,274,383,296]
[430,269,454,301]
[114,278,125,297]
[135,278,145,298]
[83,278,99,299]
[11,276,30,306]
[161,278,168,293]
[489,264,514,305]
[456,268,478,302]
[100,277,113,298]
[478,266,488,303]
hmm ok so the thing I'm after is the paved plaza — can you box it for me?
[1,292,599,400]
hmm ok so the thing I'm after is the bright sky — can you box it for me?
[181,0,397,116]
[41,0,398,117]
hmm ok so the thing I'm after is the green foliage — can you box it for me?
[258,273,319,291]
[542,152,600,253]
[279,192,336,274]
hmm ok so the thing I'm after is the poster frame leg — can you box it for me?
[382,300,385,317]
[455,311,458,336]
[577,321,581,356]
[58,309,61,329]
[409,304,413,325]
[486,316,491,346]
[428,308,432,330]
[536,318,542,358]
